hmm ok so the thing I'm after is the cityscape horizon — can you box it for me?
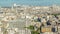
[0,0,60,34]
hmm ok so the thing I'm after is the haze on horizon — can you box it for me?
[0,0,60,7]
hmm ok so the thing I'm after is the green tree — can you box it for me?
[25,25,40,34]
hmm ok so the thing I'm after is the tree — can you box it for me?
[24,25,40,34]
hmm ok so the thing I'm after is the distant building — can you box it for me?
[41,27,52,33]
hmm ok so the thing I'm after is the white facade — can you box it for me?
[19,29,31,34]
[43,32,54,34]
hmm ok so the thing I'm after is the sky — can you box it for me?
[0,0,60,7]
